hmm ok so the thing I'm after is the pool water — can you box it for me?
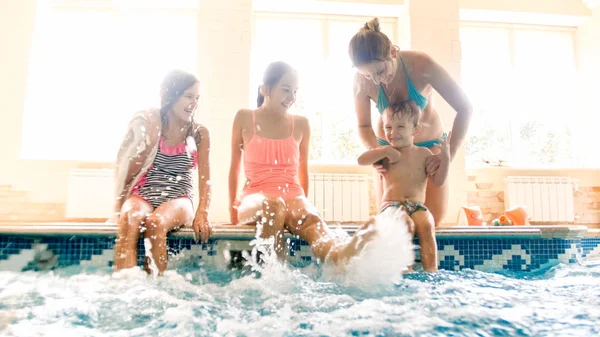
[1,255,599,337]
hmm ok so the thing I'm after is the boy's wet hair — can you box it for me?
[385,100,421,127]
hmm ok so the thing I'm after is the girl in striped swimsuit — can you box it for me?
[229,62,377,265]
[113,70,212,275]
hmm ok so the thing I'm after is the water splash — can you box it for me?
[330,207,415,288]
[143,238,159,278]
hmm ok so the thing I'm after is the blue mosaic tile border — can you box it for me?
[436,238,583,272]
[1,234,598,273]
[582,237,600,258]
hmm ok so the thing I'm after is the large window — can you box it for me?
[251,13,397,163]
[22,1,198,161]
[461,23,581,167]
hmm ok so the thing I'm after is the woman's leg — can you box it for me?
[114,195,153,271]
[143,197,194,275]
[411,210,438,272]
[424,180,449,227]
[284,196,376,264]
[237,194,287,260]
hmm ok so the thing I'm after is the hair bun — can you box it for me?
[363,18,381,32]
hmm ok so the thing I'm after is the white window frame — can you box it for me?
[460,21,581,168]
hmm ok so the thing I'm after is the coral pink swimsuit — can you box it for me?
[240,110,305,199]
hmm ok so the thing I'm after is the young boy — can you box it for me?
[357,100,451,272]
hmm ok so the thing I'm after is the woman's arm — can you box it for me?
[427,133,451,187]
[228,110,244,225]
[298,116,310,196]
[423,53,473,161]
[195,126,211,216]
[354,74,379,150]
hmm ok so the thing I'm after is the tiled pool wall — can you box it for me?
[2,233,599,273]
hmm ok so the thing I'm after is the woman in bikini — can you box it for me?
[349,17,473,225]
[229,61,375,264]
[113,70,212,275]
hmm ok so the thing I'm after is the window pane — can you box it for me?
[460,26,512,165]
[461,24,577,167]
[512,28,575,166]
[22,6,198,161]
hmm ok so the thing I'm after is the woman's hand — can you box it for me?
[425,155,441,177]
[192,211,212,243]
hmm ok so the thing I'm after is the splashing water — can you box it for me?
[1,250,600,335]
[143,238,159,278]
[324,207,415,288]
[185,136,197,159]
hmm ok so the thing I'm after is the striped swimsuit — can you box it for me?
[132,137,198,209]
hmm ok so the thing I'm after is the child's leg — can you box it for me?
[143,197,194,275]
[114,196,153,271]
[411,210,438,272]
[284,196,376,265]
[237,194,287,261]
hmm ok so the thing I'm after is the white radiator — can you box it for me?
[66,169,115,219]
[308,173,370,223]
[504,176,577,223]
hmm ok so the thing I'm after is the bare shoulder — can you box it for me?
[197,124,210,140]
[234,108,253,120]
[399,50,434,72]
[353,71,373,97]
[232,109,255,129]
[293,114,310,130]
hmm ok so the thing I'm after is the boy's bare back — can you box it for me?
[381,145,432,204]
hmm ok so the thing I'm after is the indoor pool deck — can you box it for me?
[1,222,599,272]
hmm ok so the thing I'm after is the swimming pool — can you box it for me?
[1,255,599,336]
[1,223,599,336]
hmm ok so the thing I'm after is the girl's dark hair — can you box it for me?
[257,61,296,107]
[160,69,199,126]
[348,17,393,66]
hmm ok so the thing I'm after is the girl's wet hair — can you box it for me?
[348,17,393,66]
[257,61,296,107]
[160,70,199,124]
